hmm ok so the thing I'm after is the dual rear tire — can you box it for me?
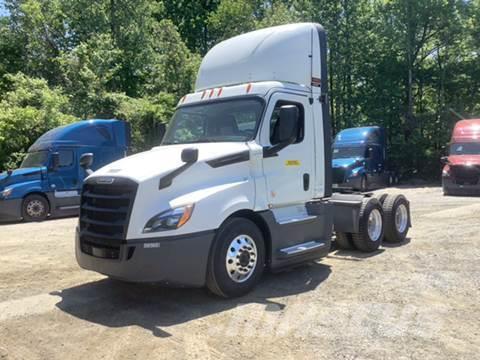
[335,194,410,252]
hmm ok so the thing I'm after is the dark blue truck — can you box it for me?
[0,119,130,222]
[332,126,398,191]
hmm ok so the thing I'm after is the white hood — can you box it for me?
[89,142,250,183]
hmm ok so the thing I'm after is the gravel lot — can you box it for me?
[0,186,479,359]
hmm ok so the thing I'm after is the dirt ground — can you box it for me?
[0,186,479,360]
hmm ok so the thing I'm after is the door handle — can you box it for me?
[303,173,310,191]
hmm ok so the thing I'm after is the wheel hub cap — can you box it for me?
[27,200,45,218]
[367,209,382,241]
[225,235,257,283]
[395,204,408,233]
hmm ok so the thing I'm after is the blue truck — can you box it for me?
[0,119,130,222]
[332,126,398,191]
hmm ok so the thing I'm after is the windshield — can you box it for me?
[162,98,264,145]
[450,143,480,155]
[20,151,49,168]
[332,146,366,159]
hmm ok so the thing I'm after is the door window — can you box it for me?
[58,150,74,168]
[269,101,304,145]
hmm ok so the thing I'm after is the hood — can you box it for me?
[332,157,363,169]
[89,142,251,183]
[0,167,43,189]
[448,155,480,166]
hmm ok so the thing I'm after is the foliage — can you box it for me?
[0,73,75,169]
[0,0,479,179]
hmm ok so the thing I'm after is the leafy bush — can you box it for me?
[0,73,75,170]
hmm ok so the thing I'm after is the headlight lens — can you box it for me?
[442,165,450,177]
[143,204,194,233]
[1,187,13,198]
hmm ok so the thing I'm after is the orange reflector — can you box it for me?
[246,83,252,93]
[209,89,215,98]
[177,204,194,228]
[217,88,223,96]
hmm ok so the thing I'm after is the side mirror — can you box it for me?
[440,156,449,165]
[264,105,299,157]
[50,152,60,171]
[80,153,94,174]
[181,148,198,164]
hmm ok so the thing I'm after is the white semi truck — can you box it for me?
[76,23,411,297]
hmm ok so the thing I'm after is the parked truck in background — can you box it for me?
[332,126,398,191]
[0,119,130,222]
[75,23,411,298]
[442,119,480,195]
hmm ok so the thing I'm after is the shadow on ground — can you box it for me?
[52,262,331,337]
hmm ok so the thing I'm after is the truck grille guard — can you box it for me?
[79,177,138,259]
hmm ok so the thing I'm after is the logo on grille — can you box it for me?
[96,177,115,184]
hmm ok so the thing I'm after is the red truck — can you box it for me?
[442,119,480,195]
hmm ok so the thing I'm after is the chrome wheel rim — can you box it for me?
[26,200,45,218]
[225,234,257,283]
[395,204,408,233]
[367,209,382,241]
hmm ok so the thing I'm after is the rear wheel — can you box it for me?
[335,232,355,250]
[351,198,384,252]
[206,218,265,298]
[374,193,388,205]
[22,194,49,222]
[383,194,410,243]
[359,176,368,192]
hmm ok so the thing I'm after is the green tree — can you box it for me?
[0,73,75,169]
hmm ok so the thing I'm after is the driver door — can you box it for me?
[260,93,314,208]
[48,149,81,208]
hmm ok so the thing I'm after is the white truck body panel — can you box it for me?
[195,23,322,92]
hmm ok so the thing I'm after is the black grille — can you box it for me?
[332,167,346,184]
[79,177,138,259]
[451,165,480,185]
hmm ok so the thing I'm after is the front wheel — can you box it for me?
[22,194,49,222]
[206,218,265,298]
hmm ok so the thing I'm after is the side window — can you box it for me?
[269,101,304,145]
[58,150,74,167]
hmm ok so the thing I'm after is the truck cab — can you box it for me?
[0,119,130,222]
[332,126,396,191]
[442,119,480,195]
[76,23,411,297]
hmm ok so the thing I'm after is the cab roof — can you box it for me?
[452,119,480,143]
[195,23,325,92]
[28,119,123,152]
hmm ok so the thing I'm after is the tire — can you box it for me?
[359,176,368,192]
[206,218,265,298]
[383,194,410,243]
[388,174,394,187]
[335,232,355,250]
[22,194,49,222]
[374,193,388,205]
[351,198,384,252]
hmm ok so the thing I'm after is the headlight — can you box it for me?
[143,204,194,233]
[442,165,450,177]
[1,187,13,198]
[350,168,360,177]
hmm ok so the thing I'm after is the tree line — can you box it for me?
[0,0,479,179]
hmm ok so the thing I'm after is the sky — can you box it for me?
[0,0,8,17]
